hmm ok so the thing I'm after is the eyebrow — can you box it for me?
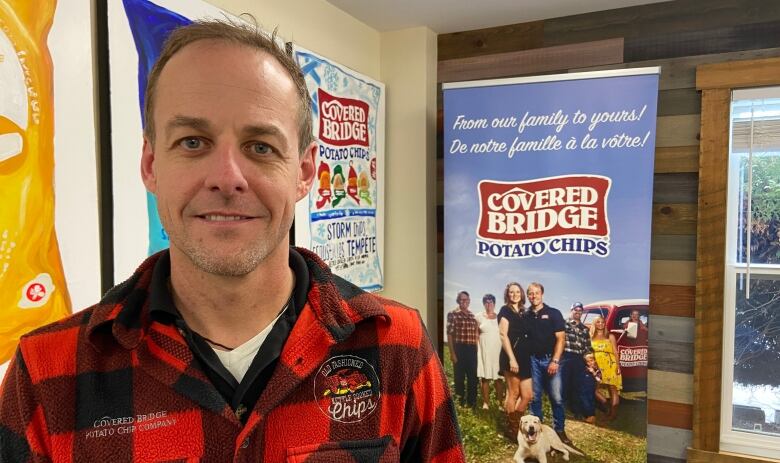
[164,116,290,152]
[242,124,289,152]
[164,116,212,139]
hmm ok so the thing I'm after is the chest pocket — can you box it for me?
[286,437,399,463]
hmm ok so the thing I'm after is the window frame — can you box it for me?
[691,57,780,463]
[722,104,780,456]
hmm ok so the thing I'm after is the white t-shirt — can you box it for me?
[211,308,286,383]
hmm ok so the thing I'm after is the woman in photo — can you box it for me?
[475,294,505,410]
[498,282,532,437]
[590,315,622,420]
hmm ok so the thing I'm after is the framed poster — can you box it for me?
[107,0,256,283]
[0,0,100,376]
[443,69,659,462]
[293,45,385,292]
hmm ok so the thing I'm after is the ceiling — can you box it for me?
[326,0,668,34]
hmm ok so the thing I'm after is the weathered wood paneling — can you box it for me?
[650,284,695,317]
[650,260,696,286]
[569,47,780,90]
[653,203,698,235]
[658,88,701,116]
[625,20,780,62]
[648,455,685,463]
[648,370,693,404]
[437,38,623,83]
[656,114,700,147]
[649,340,694,374]
[653,173,698,203]
[648,399,693,430]
[649,315,695,343]
[542,0,780,47]
[651,234,697,261]
[438,21,543,60]
[697,55,780,90]
[693,87,731,451]
[655,145,699,173]
[647,424,692,460]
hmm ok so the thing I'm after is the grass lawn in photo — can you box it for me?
[443,346,647,463]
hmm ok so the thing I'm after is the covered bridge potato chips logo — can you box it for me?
[476,175,612,259]
[318,88,370,147]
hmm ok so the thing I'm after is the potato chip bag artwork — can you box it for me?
[0,0,71,365]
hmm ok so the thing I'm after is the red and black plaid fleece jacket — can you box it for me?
[0,248,464,462]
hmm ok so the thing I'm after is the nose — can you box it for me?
[204,144,249,196]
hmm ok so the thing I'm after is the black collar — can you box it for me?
[148,249,310,323]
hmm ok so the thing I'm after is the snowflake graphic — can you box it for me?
[324,67,340,90]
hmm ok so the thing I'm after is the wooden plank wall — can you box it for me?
[435,1,780,461]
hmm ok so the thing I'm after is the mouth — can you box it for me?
[525,428,538,443]
[201,214,248,221]
[195,213,256,223]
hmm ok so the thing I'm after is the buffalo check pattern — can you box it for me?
[0,248,464,462]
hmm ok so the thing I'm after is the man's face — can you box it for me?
[527,285,543,307]
[572,308,582,321]
[483,300,495,312]
[457,294,470,310]
[141,40,316,276]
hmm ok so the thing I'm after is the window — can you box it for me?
[615,308,649,330]
[720,87,780,460]
[582,308,608,326]
[692,56,780,463]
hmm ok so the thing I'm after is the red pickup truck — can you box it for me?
[581,299,649,393]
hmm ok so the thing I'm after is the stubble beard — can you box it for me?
[173,224,289,277]
[183,240,267,276]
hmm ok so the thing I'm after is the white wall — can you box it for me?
[207,1,438,339]
[52,0,101,311]
[379,27,439,344]
[208,0,380,79]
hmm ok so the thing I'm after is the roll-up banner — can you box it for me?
[443,68,659,462]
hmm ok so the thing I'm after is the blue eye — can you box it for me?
[179,137,202,150]
[248,142,272,155]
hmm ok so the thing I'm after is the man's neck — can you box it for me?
[532,303,544,312]
[168,245,294,350]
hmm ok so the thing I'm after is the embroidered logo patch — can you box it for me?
[314,354,380,423]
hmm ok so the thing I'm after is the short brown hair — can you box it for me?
[143,18,314,153]
[527,282,544,294]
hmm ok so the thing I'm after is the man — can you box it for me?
[447,291,479,407]
[0,20,464,462]
[526,282,572,445]
[561,302,593,419]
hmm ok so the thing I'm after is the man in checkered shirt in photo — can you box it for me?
[561,302,593,420]
[0,18,464,462]
[447,291,480,407]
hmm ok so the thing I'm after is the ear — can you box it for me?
[296,141,317,201]
[140,137,157,194]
